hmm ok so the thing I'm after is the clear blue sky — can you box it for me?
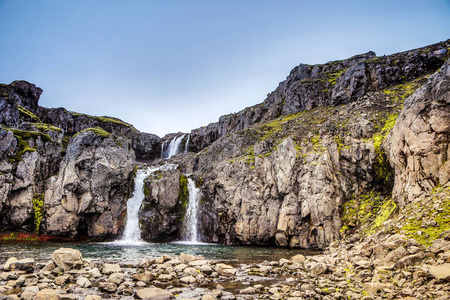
[1,1,449,137]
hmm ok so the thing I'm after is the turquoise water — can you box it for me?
[0,241,317,265]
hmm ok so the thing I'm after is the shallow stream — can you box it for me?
[0,241,317,266]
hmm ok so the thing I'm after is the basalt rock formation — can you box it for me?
[0,82,146,239]
[0,40,449,248]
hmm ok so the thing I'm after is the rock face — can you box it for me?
[139,168,188,242]
[0,79,160,239]
[1,40,450,248]
[153,40,450,249]
[43,129,135,239]
[189,41,450,152]
[385,58,450,208]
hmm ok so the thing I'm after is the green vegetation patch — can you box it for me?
[18,105,42,123]
[73,127,112,139]
[366,113,398,188]
[10,129,52,162]
[326,68,347,85]
[32,193,44,234]
[382,76,427,105]
[340,191,398,236]
[178,175,189,217]
[400,186,450,246]
[30,123,63,133]
[71,112,135,129]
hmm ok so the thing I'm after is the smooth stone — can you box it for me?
[76,276,91,288]
[180,275,196,284]
[3,257,18,270]
[102,263,122,275]
[33,288,61,300]
[135,287,174,300]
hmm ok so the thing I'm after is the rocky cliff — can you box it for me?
[1,40,449,247]
[141,40,450,249]
[0,82,140,239]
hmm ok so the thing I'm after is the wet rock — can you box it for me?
[99,282,117,293]
[240,287,256,294]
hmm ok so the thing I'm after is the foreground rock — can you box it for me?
[51,248,83,271]
[1,243,449,299]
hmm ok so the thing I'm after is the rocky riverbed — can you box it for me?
[1,233,450,300]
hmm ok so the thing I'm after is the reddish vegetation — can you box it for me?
[0,232,75,242]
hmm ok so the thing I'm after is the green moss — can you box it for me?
[61,135,70,154]
[73,127,111,139]
[368,113,398,188]
[32,194,44,234]
[401,187,450,245]
[30,123,63,133]
[18,105,42,123]
[382,77,426,104]
[71,112,135,129]
[178,175,189,216]
[341,192,397,236]
[143,183,150,197]
[10,129,52,162]
[366,199,398,235]
[326,69,347,85]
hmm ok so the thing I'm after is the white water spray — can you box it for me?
[183,178,201,242]
[161,134,190,158]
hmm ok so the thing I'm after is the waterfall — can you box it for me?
[121,168,150,244]
[183,178,201,242]
[120,164,177,244]
[184,134,190,153]
[161,134,191,159]
[161,134,186,159]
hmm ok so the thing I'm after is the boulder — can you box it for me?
[51,248,83,271]
[76,276,91,288]
[3,257,18,270]
[102,263,122,275]
[291,254,306,264]
[135,287,174,300]
[33,289,60,300]
[428,263,450,281]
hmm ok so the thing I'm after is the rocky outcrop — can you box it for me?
[0,125,62,232]
[385,58,450,208]
[0,79,160,238]
[43,129,135,239]
[190,40,450,152]
[139,167,187,242]
[37,107,161,160]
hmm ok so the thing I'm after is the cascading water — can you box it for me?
[183,178,201,242]
[119,164,177,244]
[120,168,150,244]
[161,134,189,159]
[184,134,190,153]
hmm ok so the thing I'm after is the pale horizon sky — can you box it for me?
[1,0,449,137]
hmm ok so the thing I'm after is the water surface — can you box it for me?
[0,241,318,266]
